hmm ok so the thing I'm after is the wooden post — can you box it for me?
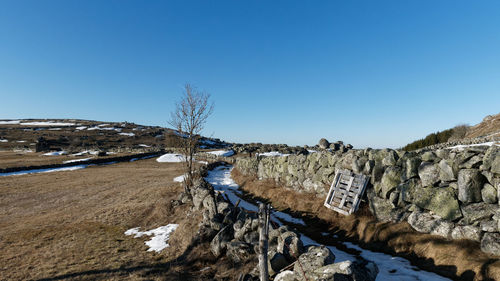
[258,203,269,281]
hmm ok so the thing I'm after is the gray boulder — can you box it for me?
[278,231,304,261]
[226,241,254,263]
[451,225,482,242]
[461,203,498,224]
[438,159,456,182]
[418,162,440,187]
[210,225,234,258]
[411,186,462,221]
[367,189,407,223]
[293,246,335,280]
[312,260,379,281]
[482,146,499,171]
[407,211,454,237]
[405,157,421,180]
[380,166,402,198]
[274,271,298,281]
[458,169,485,204]
[481,232,500,256]
[319,138,330,149]
[421,151,438,162]
[482,183,498,204]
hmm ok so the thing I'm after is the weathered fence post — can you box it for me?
[258,203,270,281]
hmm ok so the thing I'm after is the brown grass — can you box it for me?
[231,168,500,281]
[0,158,206,280]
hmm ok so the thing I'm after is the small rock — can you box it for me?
[481,233,500,255]
[451,225,482,242]
[293,246,335,280]
[482,183,498,204]
[458,169,485,204]
[418,162,440,187]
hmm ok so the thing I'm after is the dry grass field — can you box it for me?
[0,158,207,280]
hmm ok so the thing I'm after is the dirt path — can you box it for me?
[0,158,196,280]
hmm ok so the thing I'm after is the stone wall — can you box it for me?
[235,145,500,255]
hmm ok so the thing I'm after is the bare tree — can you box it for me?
[169,83,214,193]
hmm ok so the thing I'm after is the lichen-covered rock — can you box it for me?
[481,233,500,255]
[293,246,335,280]
[451,225,482,241]
[458,169,485,204]
[226,241,254,263]
[278,231,304,262]
[380,166,402,198]
[405,157,421,180]
[482,183,498,204]
[438,159,456,182]
[210,225,233,258]
[492,154,500,175]
[421,151,438,162]
[312,260,379,281]
[461,203,498,224]
[408,211,453,237]
[411,186,462,221]
[418,162,440,187]
[367,189,407,222]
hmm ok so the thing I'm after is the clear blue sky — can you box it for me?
[1,1,499,148]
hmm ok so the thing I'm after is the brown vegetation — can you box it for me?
[231,168,500,281]
[0,157,249,280]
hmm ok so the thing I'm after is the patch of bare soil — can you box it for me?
[0,159,211,280]
[466,112,500,139]
[231,168,500,281]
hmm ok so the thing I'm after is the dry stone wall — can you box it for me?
[235,145,500,255]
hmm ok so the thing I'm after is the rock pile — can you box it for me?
[185,171,378,280]
[235,145,500,255]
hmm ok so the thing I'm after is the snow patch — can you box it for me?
[75,126,87,130]
[257,151,290,157]
[156,153,187,163]
[124,224,179,252]
[206,150,234,157]
[447,141,500,151]
[21,121,75,126]
[63,158,92,164]
[119,132,135,137]
[43,151,68,156]
[138,144,151,147]
[173,174,186,182]
[0,120,21,125]
[0,139,8,142]
[0,165,87,177]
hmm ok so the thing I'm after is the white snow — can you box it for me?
[156,153,188,163]
[173,174,186,182]
[206,150,234,157]
[124,224,179,252]
[20,121,75,126]
[257,151,290,157]
[16,140,27,143]
[43,151,68,156]
[75,126,87,130]
[63,158,92,164]
[138,144,151,147]
[307,149,318,153]
[119,132,135,137]
[0,139,7,142]
[0,165,88,177]
[48,128,62,131]
[205,164,451,281]
[447,141,500,151]
[0,120,21,125]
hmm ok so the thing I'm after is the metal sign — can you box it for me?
[324,169,369,215]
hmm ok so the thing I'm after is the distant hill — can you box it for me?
[403,112,500,151]
[0,119,228,153]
